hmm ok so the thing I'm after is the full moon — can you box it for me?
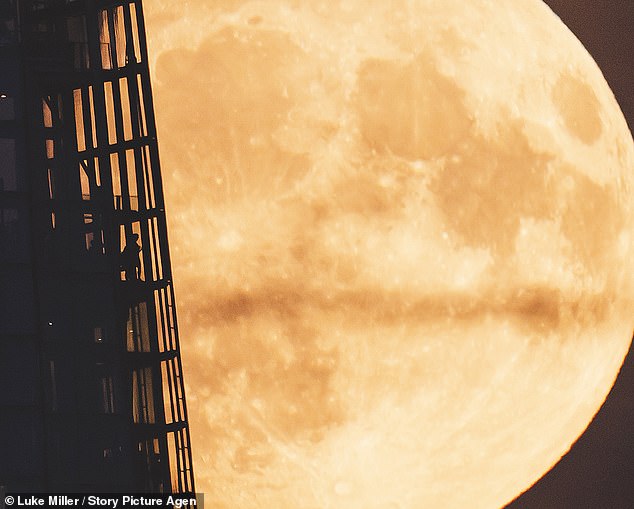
[144,1,634,507]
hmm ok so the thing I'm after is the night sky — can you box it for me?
[507,2,634,508]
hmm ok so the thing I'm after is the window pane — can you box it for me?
[0,94,14,120]
[0,17,17,46]
[0,205,29,260]
[0,138,16,190]
[0,268,36,334]
[0,339,38,406]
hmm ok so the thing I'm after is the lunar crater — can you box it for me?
[552,72,603,145]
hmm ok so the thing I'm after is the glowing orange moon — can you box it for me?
[145,1,634,507]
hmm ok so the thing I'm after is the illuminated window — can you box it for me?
[98,9,113,70]
[141,145,155,209]
[73,89,86,151]
[113,5,127,68]
[80,162,91,200]
[120,78,133,141]
[136,75,148,136]
[45,139,54,159]
[93,326,105,343]
[129,4,142,63]
[104,81,117,144]
[125,149,138,210]
[111,153,122,206]
[42,98,53,127]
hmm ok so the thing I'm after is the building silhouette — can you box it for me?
[0,0,194,493]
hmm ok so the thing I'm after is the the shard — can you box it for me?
[0,0,194,493]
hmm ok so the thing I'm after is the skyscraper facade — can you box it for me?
[0,0,194,493]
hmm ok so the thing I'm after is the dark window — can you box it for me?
[0,205,29,260]
[49,360,58,412]
[67,16,89,69]
[93,326,105,343]
[0,17,16,46]
[0,268,36,335]
[127,302,150,352]
[100,375,115,413]
[0,93,14,120]
[132,367,155,424]
[0,340,38,406]
[0,138,16,191]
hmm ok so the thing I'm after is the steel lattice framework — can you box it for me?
[0,0,194,493]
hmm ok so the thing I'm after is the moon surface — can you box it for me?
[144,1,634,507]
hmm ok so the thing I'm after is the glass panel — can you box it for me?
[0,93,14,120]
[127,302,150,351]
[132,367,155,423]
[0,339,38,406]
[142,144,155,209]
[0,268,36,334]
[129,3,142,63]
[100,375,115,413]
[45,139,54,159]
[161,361,173,424]
[0,138,16,191]
[166,432,179,492]
[126,149,138,209]
[113,6,127,68]
[67,16,89,69]
[42,98,53,127]
[49,360,58,412]
[126,308,135,352]
[80,162,90,199]
[0,205,28,260]
[139,302,150,352]
[93,326,105,343]
[104,81,117,144]
[88,86,97,148]
[110,152,121,205]
[136,74,147,136]
[73,89,86,151]
[0,17,17,46]
[98,10,112,70]
[120,78,133,141]
[144,367,155,423]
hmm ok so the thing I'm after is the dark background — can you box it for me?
[506,2,634,508]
